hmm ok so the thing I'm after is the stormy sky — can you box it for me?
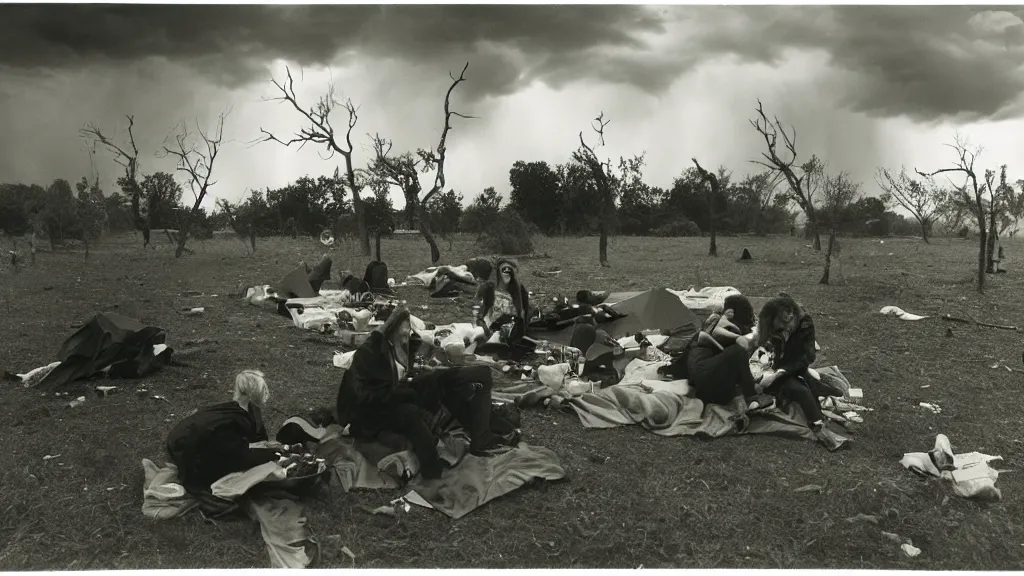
[1,3,1023,211]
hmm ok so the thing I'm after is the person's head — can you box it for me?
[756,295,803,348]
[722,294,755,335]
[233,369,269,409]
[496,258,519,287]
[379,307,412,344]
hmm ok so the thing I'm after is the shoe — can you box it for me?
[745,393,775,413]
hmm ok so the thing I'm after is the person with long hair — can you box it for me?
[662,294,776,413]
[755,295,840,448]
[165,370,281,495]
[336,308,513,480]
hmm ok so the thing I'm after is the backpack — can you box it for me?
[362,261,393,294]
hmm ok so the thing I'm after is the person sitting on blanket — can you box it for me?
[687,295,776,413]
[476,257,531,339]
[660,294,775,412]
[336,307,515,480]
[164,369,281,495]
[755,295,838,448]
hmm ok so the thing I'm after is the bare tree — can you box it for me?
[257,67,371,257]
[159,109,229,258]
[691,158,726,256]
[916,134,989,292]
[818,171,861,285]
[746,170,785,236]
[573,112,618,267]
[217,197,256,254]
[369,62,475,264]
[981,165,1024,271]
[80,116,153,247]
[750,100,822,250]
[876,167,941,243]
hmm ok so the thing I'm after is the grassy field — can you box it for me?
[0,230,1021,570]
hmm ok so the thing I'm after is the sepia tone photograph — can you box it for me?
[0,1,1021,570]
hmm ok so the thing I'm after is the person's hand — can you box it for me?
[715,311,739,333]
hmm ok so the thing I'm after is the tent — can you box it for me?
[36,313,173,392]
[531,288,700,346]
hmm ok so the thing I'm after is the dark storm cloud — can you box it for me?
[677,6,1024,123]
[1,5,1022,122]
[0,4,664,100]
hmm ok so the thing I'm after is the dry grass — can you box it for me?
[0,231,1021,569]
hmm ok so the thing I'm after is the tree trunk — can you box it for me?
[142,226,151,248]
[919,218,930,244]
[416,204,441,263]
[977,220,987,293]
[352,197,371,256]
[598,220,610,267]
[83,233,89,260]
[29,230,36,265]
[819,228,836,285]
[405,202,416,231]
[985,208,999,273]
[374,230,382,261]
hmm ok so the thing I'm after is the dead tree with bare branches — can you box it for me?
[749,100,822,250]
[691,158,722,257]
[159,109,229,258]
[819,171,861,285]
[573,112,618,267]
[369,62,475,264]
[80,115,152,247]
[257,67,371,257]
[876,167,941,243]
[916,135,988,292]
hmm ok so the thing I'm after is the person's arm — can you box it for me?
[519,284,531,322]
[476,282,496,324]
[776,316,817,375]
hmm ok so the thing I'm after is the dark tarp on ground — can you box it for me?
[36,312,171,392]
[529,288,700,346]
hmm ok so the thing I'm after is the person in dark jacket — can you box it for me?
[684,294,776,412]
[336,308,512,480]
[165,369,280,494]
[755,295,837,446]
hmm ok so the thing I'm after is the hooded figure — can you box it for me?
[477,257,530,329]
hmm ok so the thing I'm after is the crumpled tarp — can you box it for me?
[140,458,317,568]
[407,443,566,520]
[36,313,173,391]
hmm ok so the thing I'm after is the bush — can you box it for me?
[478,208,534,254]
[651,219,702,238]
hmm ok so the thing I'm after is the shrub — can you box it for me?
[478,208,535,254]
[651,219,702,238]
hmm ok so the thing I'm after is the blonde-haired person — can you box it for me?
[165,369,281,495]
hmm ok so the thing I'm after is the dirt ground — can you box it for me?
[0,231,1020,569]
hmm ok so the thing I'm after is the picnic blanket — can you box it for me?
[300,420,565,519]
[140,459,318,568]
[568,359,854,447]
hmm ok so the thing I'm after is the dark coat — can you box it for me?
[165,401,277,493]
[770,314,817,377]
[336,330,426,435]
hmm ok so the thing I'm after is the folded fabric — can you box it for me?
[141,459,196,520]
[211,461,287,499]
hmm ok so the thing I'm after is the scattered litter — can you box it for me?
[845,513,879,524]
[182,307,205,316]
[920,385,930,389]
[901,543,921,557]
[794,484,824,493]
[364,504,397,517]
[990,363,999,369]
[68,396,86,408]
[95,385,118,397]
[341,546,356,561]
[847,388,863,404]
[901,434,1003,502]
[881,531,902,543]
[843,411,864,423]
[151,395,170,404]
[879,306,929,321]
[42,454,61,461]
[919,402,941,414]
